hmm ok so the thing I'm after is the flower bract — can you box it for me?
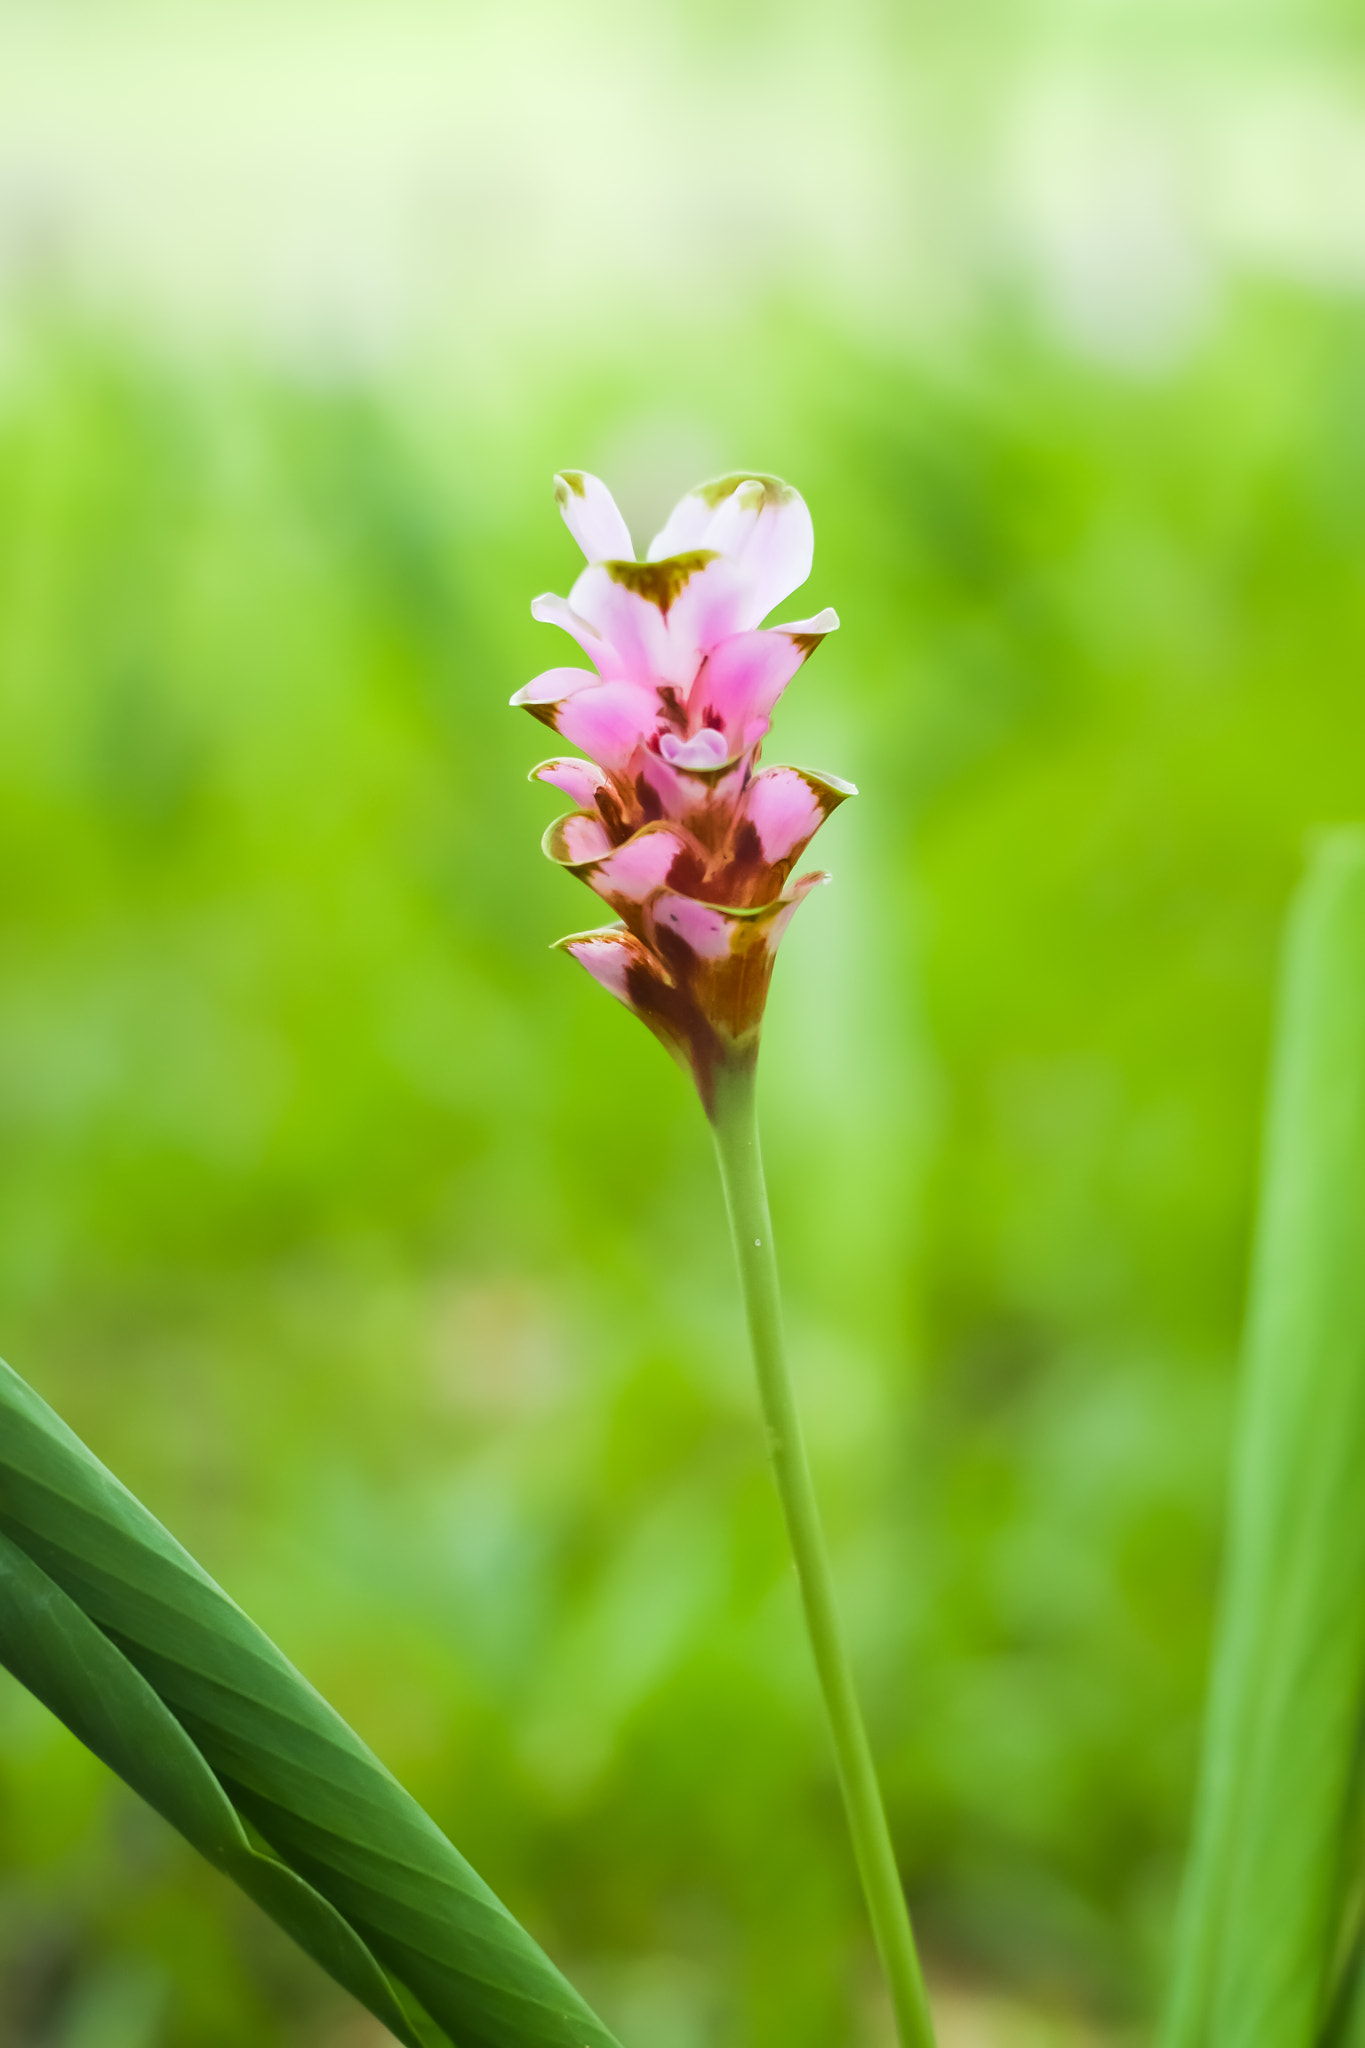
[512,470,853,1108]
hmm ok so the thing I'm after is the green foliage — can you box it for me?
[1163,834,1365,2048]
[0,1353,618,2048]
[3,295,1365,2042]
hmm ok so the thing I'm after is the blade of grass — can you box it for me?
[1163,829,1365,2048]
[0,1354,621,2048]
[1316,1736,1365,2047]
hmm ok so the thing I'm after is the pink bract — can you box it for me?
[512,469,854,1106]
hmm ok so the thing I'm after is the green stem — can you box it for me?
[709,1056,936,2048]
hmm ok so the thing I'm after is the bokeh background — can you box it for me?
[1,1,1363,2043]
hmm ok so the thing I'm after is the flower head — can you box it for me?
[512,470,853,1110]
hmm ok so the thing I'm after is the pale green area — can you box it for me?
[0,3,1364,2045]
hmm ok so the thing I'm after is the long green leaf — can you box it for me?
[0,1527,434,2046]
[0,1354,621,2048]
[1320,1748,1365,2046]
[1163,829,1365,2048]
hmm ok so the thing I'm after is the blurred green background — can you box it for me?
[1,2,1363,2044]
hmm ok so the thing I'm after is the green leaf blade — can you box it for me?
[1164,829,1365,2048]
[0,1355,621,2048]
[0,1527,433,2047]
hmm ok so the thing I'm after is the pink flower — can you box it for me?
[512,471,854,1108]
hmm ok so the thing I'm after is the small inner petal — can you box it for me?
[660,729,730,771]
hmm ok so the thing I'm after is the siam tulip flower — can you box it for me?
[511,470,936,2048]
[511,469,856,1111]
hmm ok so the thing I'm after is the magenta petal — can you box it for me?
[530,592,628,679]
[510,666,603,711]
[630,747,695,817]
[644,869,829,1053]
[740,764,857,866]
[645,490,716,561]
[584,824,696,905]
[647,475,814,627]
[661,553,754,662]
[725,484,814,625]
[569,553,751,686]
[554,471,634,564]
[551,679,661,770]
[514,669,660,772]
[651,894,734,961]
[557,924,675,1006]
[546,815,704,920]
[653,868,827,962]
[569,564,680,683]
[630,745,733,817]
[688,630,808,747]
[530,756,609,810]
[543,811,614,864]
[629,749,754,855]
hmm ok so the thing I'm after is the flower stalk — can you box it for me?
[709,1056,936,2048]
